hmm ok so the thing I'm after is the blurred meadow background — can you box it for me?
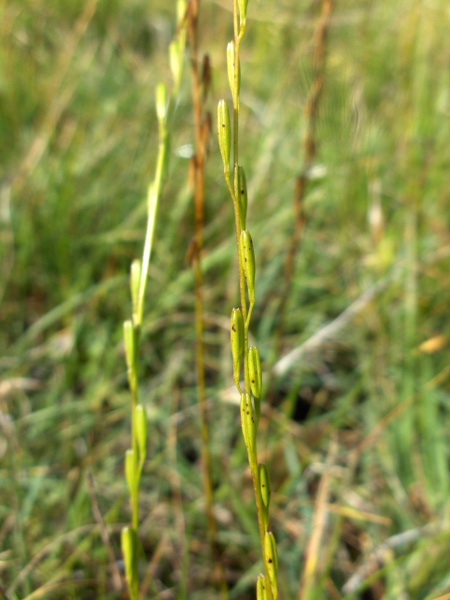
[1,0,450,598]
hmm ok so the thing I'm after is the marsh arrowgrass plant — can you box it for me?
[3,1,450,598]
[218,1,279,598]
[121,3,187,597]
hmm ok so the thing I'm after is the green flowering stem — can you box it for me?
[121,5,187,598]
[219,1,279,598]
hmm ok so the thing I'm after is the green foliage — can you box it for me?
[0,0,449,599]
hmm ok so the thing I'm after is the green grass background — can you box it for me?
[1,0,449,598]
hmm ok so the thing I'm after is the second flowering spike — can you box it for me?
[217,99,231,175]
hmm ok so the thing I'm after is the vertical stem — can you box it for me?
[121,5,187,598]
[227,3,277,599]
[188,1,228,595]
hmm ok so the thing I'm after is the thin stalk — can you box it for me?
[187,0,228,594]
[219,2,279,598]
[231,5,275,595]
[121,5,187,598]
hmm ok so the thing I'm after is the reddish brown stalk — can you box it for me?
[187,1,228,595]
[273,0,333,371]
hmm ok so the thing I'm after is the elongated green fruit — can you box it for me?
[135,404,148,467]
[170,39,183,90]
[240,230,256,303]
[248,346,262,399]
[217,99,231,175]
[121,526,138,594]
[227,41,234,97]
[177,0,187,21]
[259,463,270,530]
[257,574,268,600]
[264,531,279,599]
[237,166,248,229]
[240,393,256,453]
[238,0,248,28]
[259,463,271,511]
[231,308,244,387]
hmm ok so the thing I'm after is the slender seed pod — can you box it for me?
[121,527,138,593]
[248,346,262,399]
[174,11,187,92]
[170,40,183,90]
[227,41,234,98]
[259,463,271,511]
[259,463,271,531]
[264,531,279,599]
[256,574,268,600]
[238,166,248,229]
[217,100,231,175]
[125,449,136,498]
[135,404,148,468]
[238,0,248,28]
[240,393,256,453]
[231,308,244,387]
[177,0,187,22]
[240,230,256,303]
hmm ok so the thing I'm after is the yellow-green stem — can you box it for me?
[230,2,276,597]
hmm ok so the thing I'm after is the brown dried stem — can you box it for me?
[187,1,228,595]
